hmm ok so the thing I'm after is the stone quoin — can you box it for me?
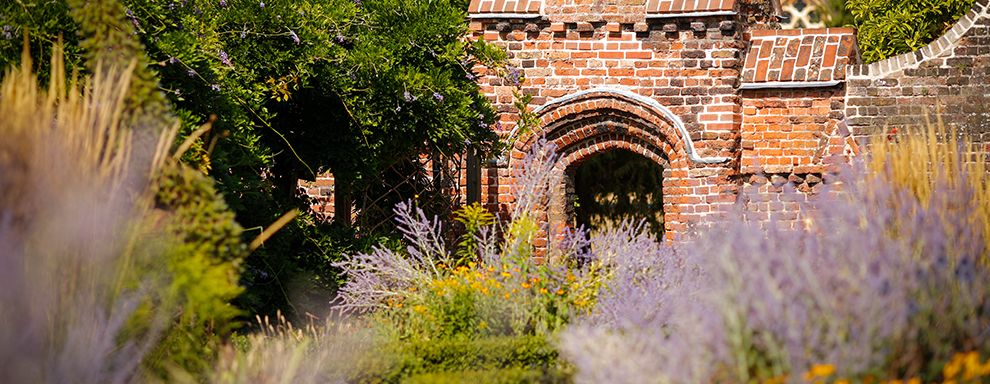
[304,0,990,242]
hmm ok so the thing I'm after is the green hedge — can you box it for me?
[357,335,568,383]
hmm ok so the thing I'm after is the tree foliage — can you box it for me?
[847,0,976,63]
[1,0,503,317]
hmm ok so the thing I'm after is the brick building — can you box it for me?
[305,0,990,240]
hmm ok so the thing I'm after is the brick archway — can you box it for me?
[509,89,697,240]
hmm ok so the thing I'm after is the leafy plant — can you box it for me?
[847,0,976,63]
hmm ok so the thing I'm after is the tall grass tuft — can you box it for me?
[0,42,174,383]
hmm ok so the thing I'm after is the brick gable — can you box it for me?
[742,28,858,86]
[646,0,736,14]
[468,0,543,15]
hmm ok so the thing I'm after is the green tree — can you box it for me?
[846,0,976,63]
[1,0,503,317]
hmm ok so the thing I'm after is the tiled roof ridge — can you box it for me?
[468,0,543,15]
[646,0,737,14]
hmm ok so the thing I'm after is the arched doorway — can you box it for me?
[505,89,729,245]
[568,149,665,238]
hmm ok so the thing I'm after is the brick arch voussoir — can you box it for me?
[511,92,692,170]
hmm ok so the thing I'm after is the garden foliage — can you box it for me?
[847,0,976,63]
[0,37,250,382]
[0,0,505,318]
[560,126,990,383]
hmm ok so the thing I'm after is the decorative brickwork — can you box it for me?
[468,0,543,16]
[303,0,990,240]
[742,28,858,86]
[646,0,737,14]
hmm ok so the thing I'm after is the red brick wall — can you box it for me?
[740,87,849,174]
[471,13,748,238]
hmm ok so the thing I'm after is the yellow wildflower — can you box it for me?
[412,305,427,314]
[521,282,532,289]
[803,364,835,381]
[501,272,512,278]
[540,288,548,294]
[945,354,964,380]
[556,288,565,295]
[761,375,787,384]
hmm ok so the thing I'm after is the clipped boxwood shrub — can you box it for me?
[358,335,565,383]
[402,366,570,384]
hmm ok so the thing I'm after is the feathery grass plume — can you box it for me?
[863,122,990,378]
[0,40,173,383]
[561,128,990,383]
[867,118,990,262]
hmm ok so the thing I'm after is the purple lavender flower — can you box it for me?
[334,34,346,44]
[219,50,232,67]
[506,66,522,87]
[432,92,444,102]
[240,29,247,38]
[125,9,140,30]
[219,0,227,7]
[289,30,300,44]
[186,69,196,77]
[465,72,476,81]
[403,91,415,102]
[259,1,265,8]
[2,26,13,40]
[167,56,177,64]
[211,84,221,91]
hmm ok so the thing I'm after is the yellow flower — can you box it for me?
[556,288,565,295]
[521,282,532,289]
[539,288,548,294]
[945,354,964,380]
[412,305,427,314]
[501,272,512,278]
[803,364,835,381]
[761,375,787,384]
[962,351,982,380]
[504,293,510,299]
